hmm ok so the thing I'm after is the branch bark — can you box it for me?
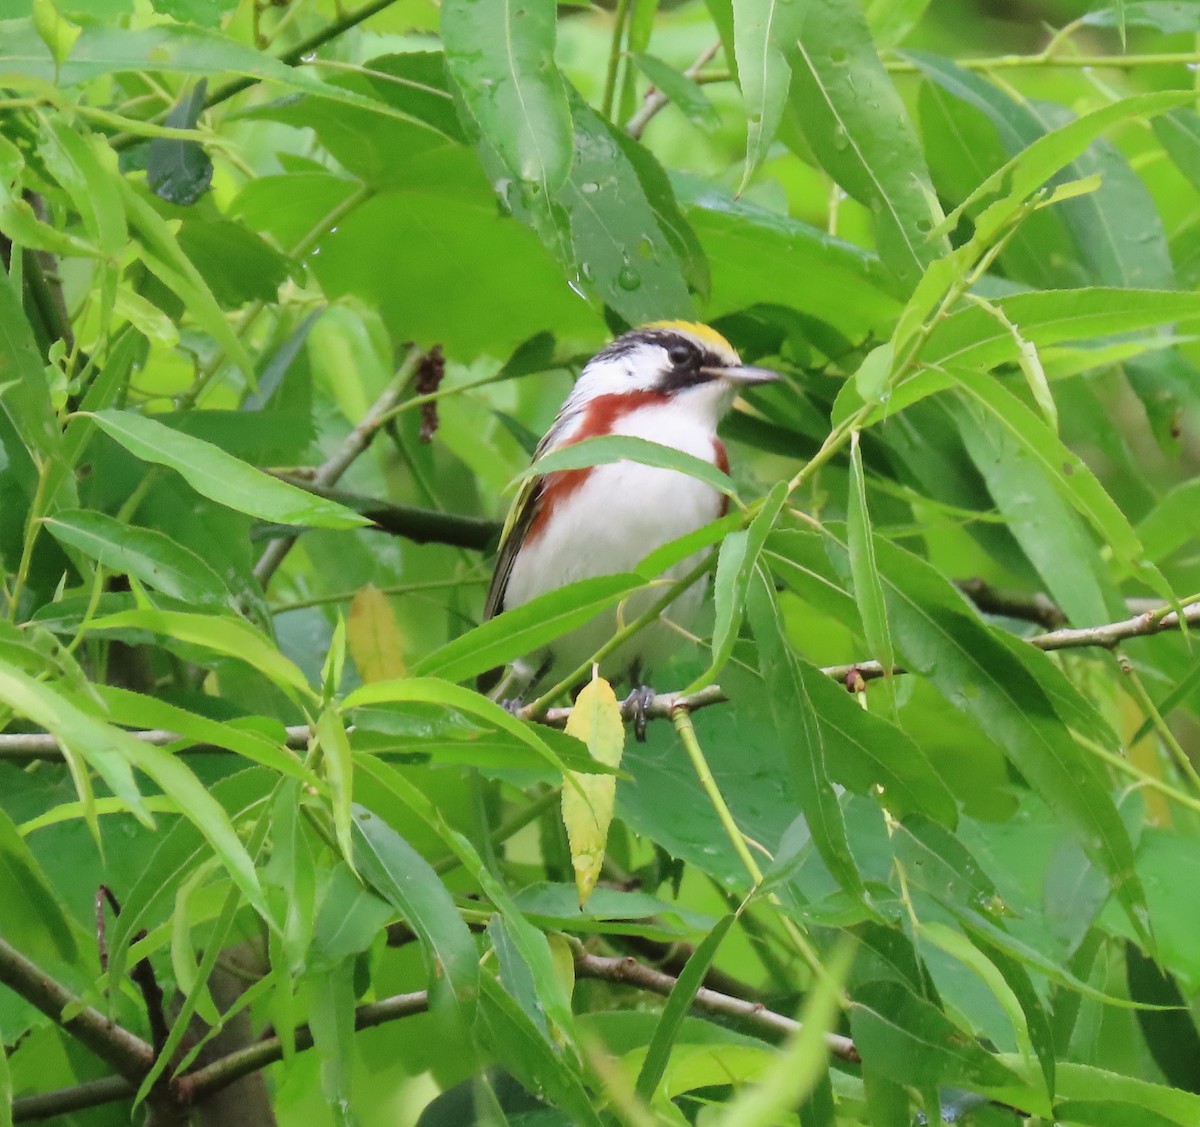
[0,936,152,1082]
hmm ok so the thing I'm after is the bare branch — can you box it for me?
[13,1075,135,1123]
[253,345,425,587]
[0,936,152,1083]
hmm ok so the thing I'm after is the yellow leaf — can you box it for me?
[561,674,624,907]
[347,585,407,682]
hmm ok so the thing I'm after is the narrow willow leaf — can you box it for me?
[1052,1062,1200,1126]
[732,0,804,188]
[317,711,355,869]
[85,607,314,698]
[414,575,643,684]
[518,434,735,497]
[636,914,736,1100]
[560,675,625,906]
[708,481,786,681]
[347,585,407,682]
[630,53,718,129]
[716,942,854,1127]
[479,974,603,1127]
[44,510,231,606]
[1136,477,1200,564]
[847,433,893,673]
[89,409,368,530]
[352,807,479,1018]
[788,0,945,289]
[117,179,257,382]
[829,534,1151,946]
[93,685,314,782]
[942,372,1171,601]
[357,756,576,1040]
[0,805,77,960]
[442,0,573,193]
[850,979,1028,1092]
[746,568,866,898]
[306,962,357,1124]
[344,678,580,776]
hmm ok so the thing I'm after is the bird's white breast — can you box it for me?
[503,403,723,681]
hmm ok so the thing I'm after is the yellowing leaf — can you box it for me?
[560,675,624,907]
[348,585,407,682]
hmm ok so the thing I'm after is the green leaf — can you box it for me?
[946,395,1120,627]
[116,178,258,381]
[1136,477,1200,564]
[636,914,736,1100]
[442,0,573,193]
[146,79,212,205]
[520,434,735,496]
[708,482,785,681]
[85,607,314,697]
[553,90,695,323]
[352,806,479,1018]
[630,53,718,130]
[732,0,804,188]
[345,678,581,777]
[923,289,1200,372]
[317,710,355,868]
[849,979,1029,1093]
[846,433,893,673]
[93,685,314,782]
[1053,1062,1200,1126]
[1126,942,1200,1096]
[44,509,231,606]
[787,0,945,289]
[0,256,64,469]
[88,409,368,529]
[746,569,867,899]
[306,961,357,1123]
[940,373,1167,598]
[414,575,645,684]
[0,803,77,961]
[1,20,444,129]
[479,973,602,1127]
[309,862,392,969]
[831,535,1151,945]
[358,756,576,1040]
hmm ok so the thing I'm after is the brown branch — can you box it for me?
[12,1075,134,1122]
[572,948,860,1064]
[0,936,153,1083]
[955,578,1066,628]
[252,345,425,587]
[97,886,170,1056]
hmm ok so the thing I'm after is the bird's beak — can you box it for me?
[705,364,780,387]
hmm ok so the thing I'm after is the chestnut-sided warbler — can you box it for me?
[482,321,778,710]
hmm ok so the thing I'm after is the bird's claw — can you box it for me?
[623,685,656,743]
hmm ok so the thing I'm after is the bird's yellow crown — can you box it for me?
[643,320,736,357]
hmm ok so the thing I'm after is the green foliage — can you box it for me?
[2,0,1200,1124]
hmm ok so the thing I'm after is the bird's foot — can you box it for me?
[623,684,657,743]
[500,698,528,719]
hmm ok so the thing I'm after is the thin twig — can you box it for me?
[626,40,722,140]
[12,1075,135,1123]
[0,725,311,762]
[97,886,170,1056]
[252,345,425,587]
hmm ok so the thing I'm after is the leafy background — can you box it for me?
[3,0,1200,1124]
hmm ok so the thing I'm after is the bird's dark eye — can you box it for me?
[667,344,693,366]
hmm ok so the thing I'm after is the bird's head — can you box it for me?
[562,321,779,427]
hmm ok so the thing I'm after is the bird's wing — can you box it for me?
[481,473,542,622]
[481,415,574,623]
